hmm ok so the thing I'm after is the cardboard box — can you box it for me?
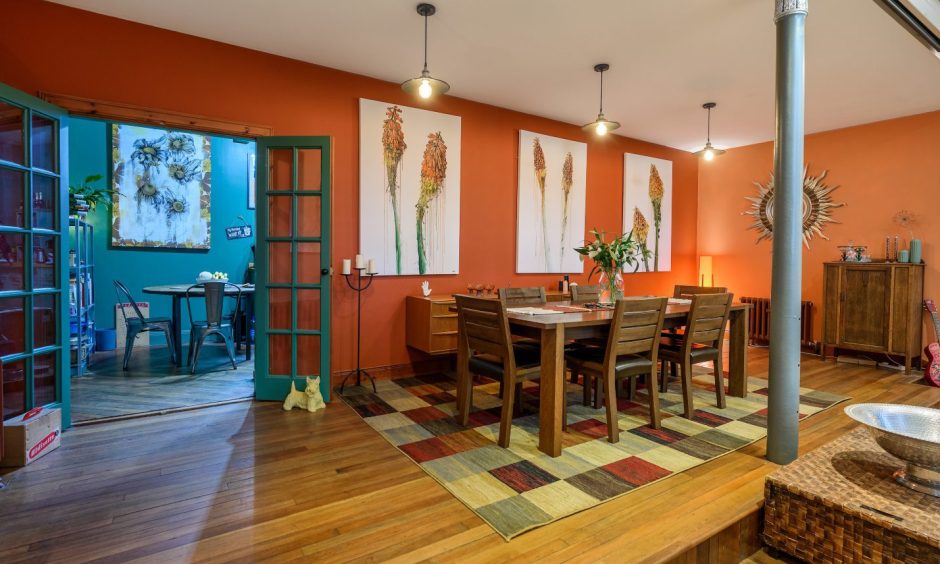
[1,407,61,467]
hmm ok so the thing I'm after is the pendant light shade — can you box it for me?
[694,102,726,160]
[401,3,450,99]
[582,64,620,135]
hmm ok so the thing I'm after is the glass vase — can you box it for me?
[597,268,624,303]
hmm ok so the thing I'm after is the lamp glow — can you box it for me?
[596,122,608,136]
[703,148,714,161]
[418,79,432,99]
[699,255,714,287]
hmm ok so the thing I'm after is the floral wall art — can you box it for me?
[624,153,672,272]
[359,99,461,275]
[516,131,587,273]
[111,124,211,249]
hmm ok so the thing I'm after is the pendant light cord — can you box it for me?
[423,13,429,72]
[706,107,712,143]
[599,70,604,114]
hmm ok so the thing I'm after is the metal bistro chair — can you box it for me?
[186,282,241,374]
[113,280,177,370]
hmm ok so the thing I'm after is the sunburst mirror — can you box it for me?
[743,167,845,248]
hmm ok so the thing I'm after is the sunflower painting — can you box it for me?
[111,123,211,249]
[623,154,672,272]
[359,99,461,275]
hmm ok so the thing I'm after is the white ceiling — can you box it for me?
[50,0,940,151]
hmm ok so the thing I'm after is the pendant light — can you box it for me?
[694,102,726,161]
[582,64,620,136]
[401,3,450,99]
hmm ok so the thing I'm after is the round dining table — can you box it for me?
[142,283,255,366]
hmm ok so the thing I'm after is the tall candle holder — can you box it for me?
[340,265,377,392]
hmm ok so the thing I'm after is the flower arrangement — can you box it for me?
[574,229,649,302]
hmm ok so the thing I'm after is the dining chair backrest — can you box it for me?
[456,294,515,370]
[684,292,734,348]
[570,284,600,304]
[113,280,147,324]
[604,297,668,364]
[186,282,242,328]
[498,286,546,306]
[673,284,728,298]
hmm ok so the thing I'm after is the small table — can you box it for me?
[142,284,255,366]
[455,300,751,457]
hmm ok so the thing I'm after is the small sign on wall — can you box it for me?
[225,225,253,240]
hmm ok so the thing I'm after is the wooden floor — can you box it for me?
[2,350,938,563]
[71,344,254,422]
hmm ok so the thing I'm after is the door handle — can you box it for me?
[321,267,332,276]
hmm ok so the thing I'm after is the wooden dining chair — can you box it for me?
[673,285,728,298]
[658,292,734,419]
[498,286,546,306]
[570,284,600,304]
[455,294,542,447]
[565,297,668,440]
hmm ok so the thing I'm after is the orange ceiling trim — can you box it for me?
[38,92,273,138]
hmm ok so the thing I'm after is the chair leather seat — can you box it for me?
[659,338,720,361]
[468,345,541,379]
[565,348,653,376]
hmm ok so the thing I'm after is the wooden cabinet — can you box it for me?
[406,296,459,355]
[822,262,924,373]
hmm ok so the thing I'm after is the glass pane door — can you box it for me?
[0,83,69,424]
[254,137,331,401]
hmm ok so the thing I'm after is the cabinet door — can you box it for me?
[839,266,890,350]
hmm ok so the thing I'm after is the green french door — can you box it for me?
[254,137,331,402]
[0,84,70,425]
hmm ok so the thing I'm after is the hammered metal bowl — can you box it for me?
[845,403,940,496]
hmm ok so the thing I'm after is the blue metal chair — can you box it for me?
[186,282,241,374]
[113,280,177,370]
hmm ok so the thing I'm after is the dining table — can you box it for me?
[142,284,255,366]
[455,299,752,458]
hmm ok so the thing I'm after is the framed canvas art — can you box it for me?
[111,123,211,249]
[516,130,587,273]
[359,98,461,275]
[623,153,672,272]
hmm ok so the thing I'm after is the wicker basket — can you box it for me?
[763,427,940,563]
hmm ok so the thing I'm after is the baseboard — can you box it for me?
[331,356,455,388]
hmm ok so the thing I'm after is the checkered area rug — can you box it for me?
[339,371,846,539]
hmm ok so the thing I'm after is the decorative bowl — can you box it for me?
[845,403,940,496]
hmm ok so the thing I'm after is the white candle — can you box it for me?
[355,254,364,269]
[367,259,377,274]
[341,259,351,275]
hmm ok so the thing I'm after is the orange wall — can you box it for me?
[698,110,940,345]
[2,0,698,373]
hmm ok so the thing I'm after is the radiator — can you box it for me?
[740,297,815,351]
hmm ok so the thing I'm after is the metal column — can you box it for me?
[767,0,808,464]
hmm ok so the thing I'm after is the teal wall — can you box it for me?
[69,117,256,345]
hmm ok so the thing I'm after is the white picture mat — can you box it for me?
[516,131,587,273]
[359,99,461,275]
[623,153,673,273]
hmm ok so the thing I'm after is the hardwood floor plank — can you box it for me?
[1,350,938,563]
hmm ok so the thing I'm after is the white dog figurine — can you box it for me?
[283,376,326,413]
[421,280,432,297]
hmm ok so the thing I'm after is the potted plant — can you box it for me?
[69,174,120,216]
[574,229,649,303]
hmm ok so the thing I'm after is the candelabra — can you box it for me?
[340,266,376,392]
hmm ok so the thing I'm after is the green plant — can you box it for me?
[574,228,649,300]
[69,174,120,212]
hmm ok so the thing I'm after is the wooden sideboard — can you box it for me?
[822,261,924,373]
[405,290,568,355]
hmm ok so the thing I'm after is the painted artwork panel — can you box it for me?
[623,154,672,273]
[516,131,587,273]
[359,99,461,276]
[111,124,211,249]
